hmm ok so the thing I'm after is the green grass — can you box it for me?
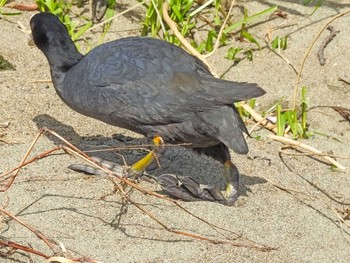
[0,0,7,7]
[0,55,15,70]
[141,0,276,56]
[36,0,92,44]
[303,0,325,15]
[0,0,21,16]
[271,36,288,50]
[275,86,311,139]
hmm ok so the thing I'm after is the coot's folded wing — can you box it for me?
[81,37,264,125]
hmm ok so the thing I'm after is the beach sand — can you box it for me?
[1,1,350,262]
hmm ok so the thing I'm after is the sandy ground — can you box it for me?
[1,0,350,262]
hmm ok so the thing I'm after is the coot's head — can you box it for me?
[30,12,70,53]
[30,12,82,71]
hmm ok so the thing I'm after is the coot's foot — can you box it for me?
[69,157,239,205]
[152,161,239,206]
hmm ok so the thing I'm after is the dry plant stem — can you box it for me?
[338,77,350,85]
[259,174,311,197]
[0,240,50,259]
[6,2,38,11]
[59,138,243,240]
[89,0,93,20]
[47,256,102,263]
[239,103,346,169]
[151,0,167,34]
[110,172,244,239]
[0,146,61,188]
[0,129,46,191]
[269,134,346,170]
[63,144,253,244]
[279,149,350,160]
[332,106,350,123]
[240,103,277,133]
[264,38,299,75]
[293,9,350,109]
[0,207,55,251]
[61,143,273,250]
[259,173,350,240]
[7,128,271,250]
[204,0,236,59]
[118,183,273,251]
[162,1,214,74]
[86,1,145,33]
[83,142,191,154]
[317,26,339,66]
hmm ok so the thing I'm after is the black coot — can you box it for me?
[30,12,265,205]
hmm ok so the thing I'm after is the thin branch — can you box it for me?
[269,134,346,170]
[0,239,50,259]
[279,149,350,160]
[293,9,350,109]
[264,37,299,75]
[5,128,271,251]
[162,1,214,74]
[0,207,55,251]
[317,26,339,66]
[85,1,145,33]
[204,0,236,58]
[240,103,277,133]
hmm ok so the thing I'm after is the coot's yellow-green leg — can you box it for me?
[128,136,164,177]
[223,160,240,205]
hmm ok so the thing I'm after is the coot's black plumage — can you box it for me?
[30,12,265,205]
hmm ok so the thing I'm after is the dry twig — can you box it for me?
[269,134,346,170]
[338,77,350,85]
[317,26,340,66]
[332,106,350,123]
[0,128,274,256]
[162,1,213,72]
[161,4,347,170]
[85,1,145,33]
[204,0,236,59]
[293,9,350,109]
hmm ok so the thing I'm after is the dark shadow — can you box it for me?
[116,2,144,22]
[300,199,350,237]
[7,193,194,243]
[32,114,267,201]
[278,153,350,205]
[0,249,31,263]
[274,152,350,238]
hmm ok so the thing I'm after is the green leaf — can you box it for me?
[271,36,288,50]
[277,104,285,136]
[225,47,242,60]
[249,98,256,109]
[301,86,308,137]
[72,21,92,41]
[171,3,182,21]
[205,30,216,52]
[303,0,324,15]
[196,42,206,53]
[0,0,7,7]
[241,31,260,49]
[224,6,278,34]
[0,11,21,16]
[245,49,254,61]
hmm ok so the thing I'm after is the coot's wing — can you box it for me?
[84,37,264,125]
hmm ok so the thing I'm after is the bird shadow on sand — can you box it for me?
[32,114,267,200]
[12,192,192,243]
